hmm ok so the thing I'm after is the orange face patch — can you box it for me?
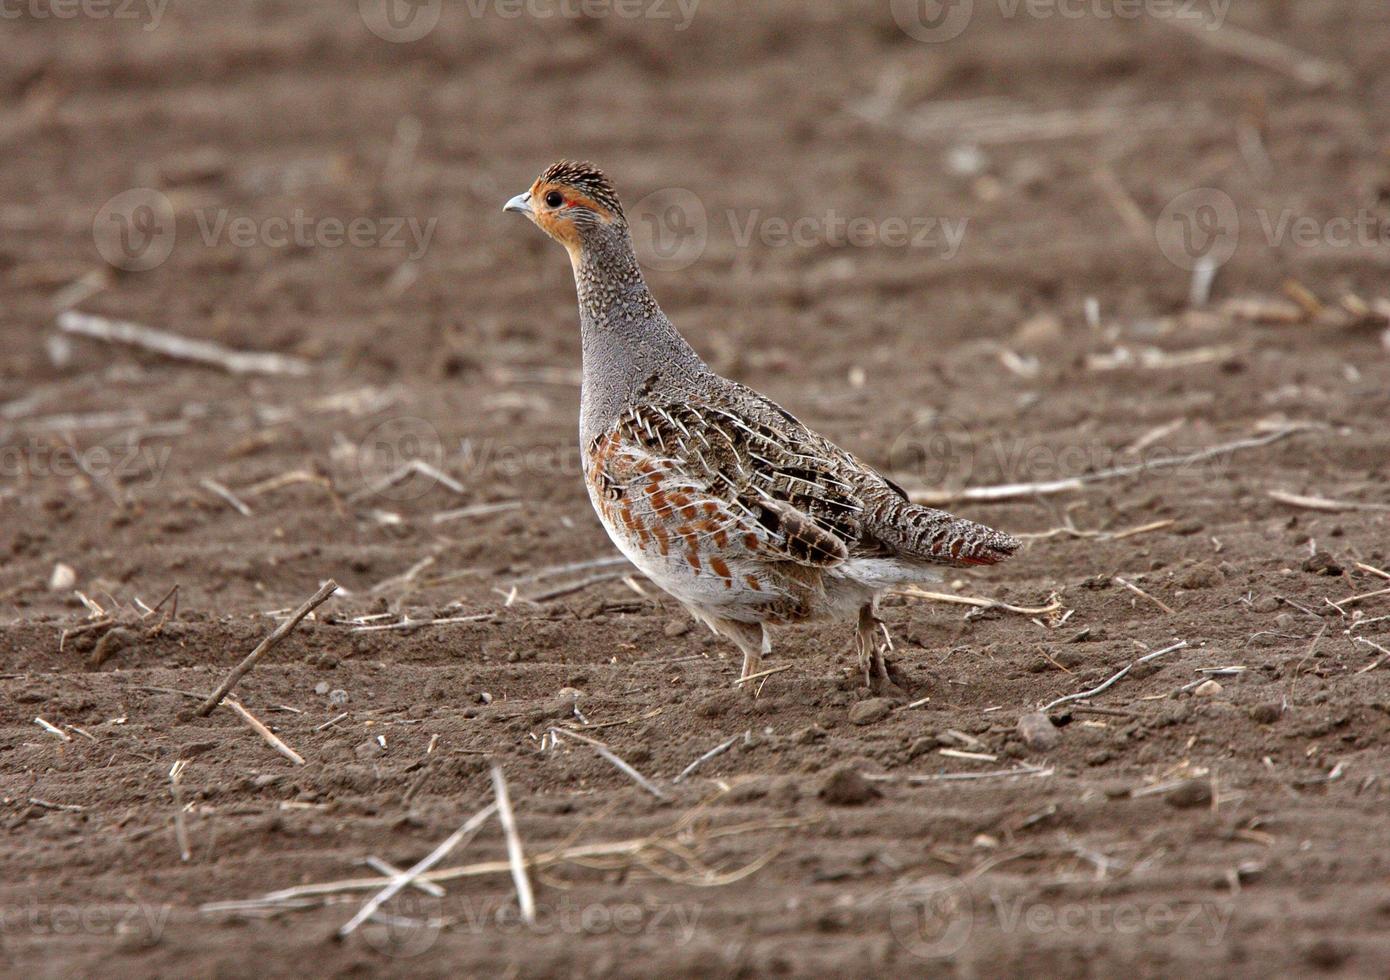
[527,179,618,256]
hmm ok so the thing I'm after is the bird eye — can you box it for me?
[544,191,564,208]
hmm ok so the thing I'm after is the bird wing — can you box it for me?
[590,387,1017,572]
[588,396,861,568]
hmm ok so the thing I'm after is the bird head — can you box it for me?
[503,161,626,260]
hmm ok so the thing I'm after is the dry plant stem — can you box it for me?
[1333,586,1390,610]
[209,815,809,908]
[1092,167,1150,241]
[349,460,466,501]
[338,801,498,939]
[1268,490,1390,512]
[864,764,1053,784]
[1353,637,1390,673]
[226,700,305,766]
[363,857,446,898]
[1115,576,1177,615]
[674,733,743,783]
[550,727,671,800]
[510,555,631,586]
[34,717,71,741]
[170,761,191,862]
[369,556,434,594]
[1016,519,1175,542]
[910,425,1313,504]
[432,501,522,524]
[896,586,1064,617]
[526,571,631,603]
[58,310,312,376]
[1040,640,1188,713]
[491,766,536,925]
[350,613,490,633]
[200,478,253,516]
[732,665,792,687]
[1153,9,1352,89]
[197,580,338,716]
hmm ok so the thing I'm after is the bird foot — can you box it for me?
[854,610,902,696]
[736,649,764,698]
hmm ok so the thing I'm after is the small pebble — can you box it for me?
[1303,938,1350,970]
[1193,679,1223,697]
[88,627,139,669]
[818,765,880,806]
[49,563,76,591]
[1178,562,1222,589]
[1016,711,1061,752]
[1164,778,1212,809]
[328,689,349,706]
[1302,551,1343,576]
[848,698,892,725]
[354,738,384,759]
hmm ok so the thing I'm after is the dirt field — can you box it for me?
[3,0,1390,976]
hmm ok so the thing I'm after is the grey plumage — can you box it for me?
[507,161,1017,691]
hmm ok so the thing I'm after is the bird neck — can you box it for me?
[570,226,704,444]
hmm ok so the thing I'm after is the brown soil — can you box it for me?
[3,2,1390,977]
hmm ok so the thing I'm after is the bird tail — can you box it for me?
[880,502,1018,567]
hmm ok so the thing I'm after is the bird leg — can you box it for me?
[714,618,771,696]
[856,602,893,690]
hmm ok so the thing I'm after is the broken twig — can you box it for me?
[1041,640,1188,713]
[197,580,338,715]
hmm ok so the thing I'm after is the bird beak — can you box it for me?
[503,192,533,217]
